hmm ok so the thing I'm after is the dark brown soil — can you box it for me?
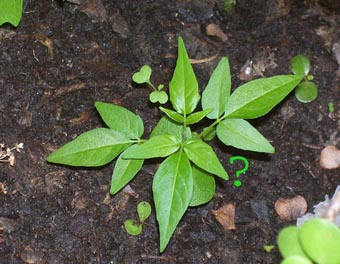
[1,0,340,263]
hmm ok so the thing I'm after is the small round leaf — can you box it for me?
[277,226,308,259]
[295,81,318,103]
[124,219,142,235]
[132,65,152,84]
[299,218,340,264]
[137,201,151,222]
[149,91,168,104]
[291,55,311,76]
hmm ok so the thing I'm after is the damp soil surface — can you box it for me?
[1,1,340,263]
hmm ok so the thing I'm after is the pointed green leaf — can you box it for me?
[152,151,193,252]
[110,146,144,195]
[277,226,308,259]
[137,201,152,222]
[159,107,184,123]
[189,165,215,207]
[202,57,231,119]
[299,218,340,264]
[124,219,142,236]
[184,138,228,180]
[150,117,191,140]
[47,128,133,166]
[217,118,274,153]
[186,109,212,125]
[95,101,144,139]
[0,0,23,27]
[169,37,200,114]
[224,75,303,119]
[123,135,180,159]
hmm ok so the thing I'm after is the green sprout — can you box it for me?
[290,55,318,103]
[47,37,303,252]
[133,65,168,104]
[124,201,151,236]
[0,0,23,27]
[224,0,236,14]
[277,218,340,264]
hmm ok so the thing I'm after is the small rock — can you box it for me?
[250,199,270,224]
[320,145,340,169]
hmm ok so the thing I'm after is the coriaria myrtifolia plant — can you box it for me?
[47,37,303,252]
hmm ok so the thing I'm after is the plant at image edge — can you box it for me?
[277,218,340,264]
[0,0,23,27]
[47,37,303,252]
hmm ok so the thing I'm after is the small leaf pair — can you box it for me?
[133,65,168,104]
[124,201,152,236]
[291,55,318,103]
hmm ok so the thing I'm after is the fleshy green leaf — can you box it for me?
[110,145,144,195]
[224,75,303,119]
[299,218,340,264]
[124,219,142,236]
[217,118,274,153]
[189,165,215,207]
[277,226,308,259]
[291,55,310,76]
[137,201,152,222]
[150,117,191,140]
[169,37,200,115]
[152,151,193,252]
[294,81,318,103]
[47,128,133,166]
[95,101,144,139]
[281,256,313,264]
[132,65,152,84]
[184,138,228,180]
[123,135,180,159]
[202,57,231,119]
[150,91,168,104]
[0,0,23,27]
[186,109,213,125]
[159,107,184,123]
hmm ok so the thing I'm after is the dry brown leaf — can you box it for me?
[212,203,236,230]
[275,195,307,222]
[80,0,108,23]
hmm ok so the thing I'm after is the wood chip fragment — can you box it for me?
[212,203,236,230]
[69,112,90,124]
[275,195,307,222]
[206,23,228,42]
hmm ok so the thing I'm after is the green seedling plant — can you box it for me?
[132,65,168,104]
[0,0,23,27]
[277,218,340,264]
[47,37,303,252]
[291,55,318,103]
[124,201,151,236]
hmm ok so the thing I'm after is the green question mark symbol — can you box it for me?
[230,156,249,187]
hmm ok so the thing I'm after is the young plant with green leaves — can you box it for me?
[277,218,340,264]
[291,55,318,103]
[124,201,151,236]
[47,37,303,252]
[0,0,23,27]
